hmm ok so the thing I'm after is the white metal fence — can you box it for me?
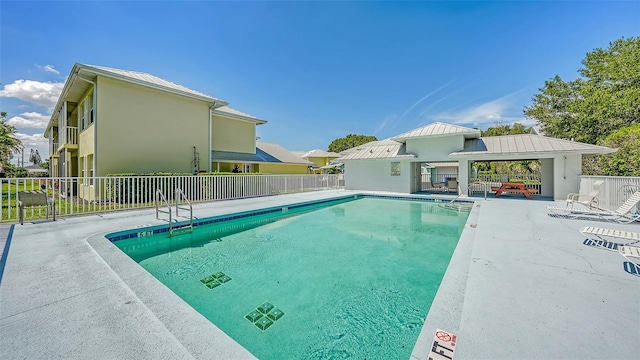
[1,174,344,223]
[579,175,640,211]
[421,173,542,194]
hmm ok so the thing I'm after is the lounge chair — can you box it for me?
[565,180,604,208]
[548,191,640,223]
[579,226,640,246]
[618,245,640,266]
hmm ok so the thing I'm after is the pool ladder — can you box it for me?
[155,188,194,236]
[447,181,489,206]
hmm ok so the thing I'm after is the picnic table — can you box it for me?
[491,182,539,199]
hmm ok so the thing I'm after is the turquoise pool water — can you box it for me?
[113,197,469,359]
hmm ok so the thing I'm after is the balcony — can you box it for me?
[58,126,78,151]
[49,142,59,156]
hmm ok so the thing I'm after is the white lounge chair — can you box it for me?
[548,191,640,223]
[618,245,640,266]
[565,180,604,208]
[579,226,640,246]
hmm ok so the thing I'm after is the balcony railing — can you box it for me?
[64,126,78,146]
[49,142,59,155]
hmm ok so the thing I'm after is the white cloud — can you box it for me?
[430,90,527,129]
[15,132,46,148]
[36,64,61,75]
[9,132,49,165]
[0,79,64,108]
[374,115,396,135]
[7,112,49,129]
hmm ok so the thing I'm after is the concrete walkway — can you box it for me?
[1,190,638,359]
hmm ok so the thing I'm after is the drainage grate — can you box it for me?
[199,271,232,289]
[245,302,285,330]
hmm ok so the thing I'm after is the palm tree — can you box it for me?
[0,115,23,165]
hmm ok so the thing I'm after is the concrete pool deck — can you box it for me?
[1,190,638,359]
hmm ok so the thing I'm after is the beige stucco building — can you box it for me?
[44,64,311,183]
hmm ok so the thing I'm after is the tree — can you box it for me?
[481,122,532,136]
[0,112,23,165]
[29,149,42,165]
[583,124,640,176]
[525,37,640,145]
[328,134,377,153]
[477,122,537,174]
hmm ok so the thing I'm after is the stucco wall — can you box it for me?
[406,136,465,161]
[78,123,95,158]
[211,115,256,153]
[344,159,411,193]
[258,163,309,174]
[307,156,328,167]
[96,77,211,175]
[552,154,582,200]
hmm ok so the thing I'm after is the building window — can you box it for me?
[87,154,94,185]
[80,156,85,180]
[391,162,401,176]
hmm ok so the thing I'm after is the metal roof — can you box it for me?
[339,139,415,160]
[392,122,480,141]
[256,142,313,165]
[212,106,266,124]
[211,142,313,165]
[81,64,225,103]
[46,63,230,136]
[450,135,617,158]
[300,149,341,158]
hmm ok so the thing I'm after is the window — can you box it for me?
[80,156,85,179]
[391,162,401,176]
[87,154,94,185]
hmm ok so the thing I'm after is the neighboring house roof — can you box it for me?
[338,138,415,160]
[25,164,47,173]
[256,142,313,165]
[212,106,267,125]
[450,135,617,158]
[392,122,480,141]
[211,142,313,165]
[290,151,307,157]
[531,125,545,136]
[300,149,341,158]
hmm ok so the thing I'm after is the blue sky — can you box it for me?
[1,1,639,162]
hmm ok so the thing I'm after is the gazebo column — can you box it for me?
[457,159,470,196]
[541,158,554,198]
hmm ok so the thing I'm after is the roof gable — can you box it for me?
[339,139,415,160]
[392,122,480,141]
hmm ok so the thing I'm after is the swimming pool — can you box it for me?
[109,195,470,359]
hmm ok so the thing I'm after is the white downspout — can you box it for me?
[77,75,97,178]
[209,104,215,172]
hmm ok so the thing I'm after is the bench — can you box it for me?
[491,183,539,199]
[18,191,56,225]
